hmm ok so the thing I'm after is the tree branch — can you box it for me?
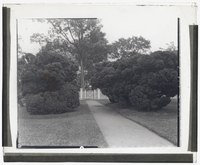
[67,22,76,43]
[48,20,74,46]
[48,19,83,61]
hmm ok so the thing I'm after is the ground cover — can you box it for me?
[18,100,107,148]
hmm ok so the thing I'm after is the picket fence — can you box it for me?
[79,88,108,100]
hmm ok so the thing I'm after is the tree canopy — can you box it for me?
[30,18,109,89]
[109,36,151,59]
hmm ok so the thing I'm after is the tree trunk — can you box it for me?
[80,59,85,90]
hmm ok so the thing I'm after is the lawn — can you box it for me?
[18,100,107,148]
[97,98,178,145]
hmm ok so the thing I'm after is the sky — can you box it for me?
[18,5,179,55]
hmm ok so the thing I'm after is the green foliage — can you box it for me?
[19,52,80,114]
[91,51,178,111]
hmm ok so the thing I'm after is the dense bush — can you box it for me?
[91,51,178,111]
[20,52,79,96]
[19,52,80,114]
[25,83,80,114]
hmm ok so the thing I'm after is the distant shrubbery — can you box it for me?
[91,51,178,111]
[19,52,80,114]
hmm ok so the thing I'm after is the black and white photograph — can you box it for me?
[16,8,180,149]
[1,1,200,164]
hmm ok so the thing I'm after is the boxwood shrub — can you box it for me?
[25,83,80,114]
[91,51,178,111]
[20,52,80,114]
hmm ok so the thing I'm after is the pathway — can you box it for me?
[86,100,174,148]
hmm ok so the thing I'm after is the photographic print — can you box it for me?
[16,7,179,148]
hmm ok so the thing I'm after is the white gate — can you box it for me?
[79,88,108,100]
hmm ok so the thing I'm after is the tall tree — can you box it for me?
[109,36,151,59]
[30,18,108,89]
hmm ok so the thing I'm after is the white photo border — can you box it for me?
[2,2,197,161]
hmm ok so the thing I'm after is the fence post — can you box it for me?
[94,90,96,99]
[84,89,87,99]
[80,88,83,100]
[97,89,100,99]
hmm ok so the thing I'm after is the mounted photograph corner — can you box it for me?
[17,12,179,148]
